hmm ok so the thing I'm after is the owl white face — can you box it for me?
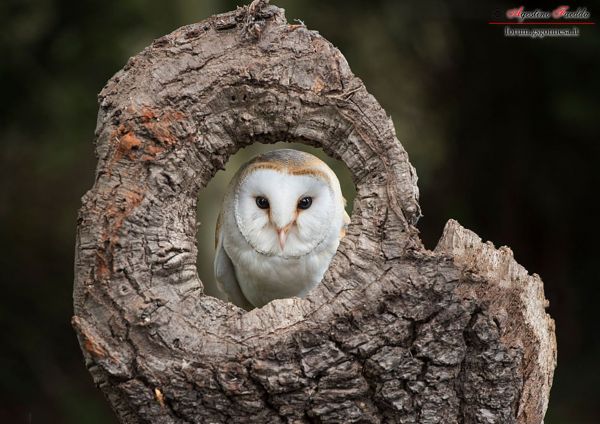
[234,169,336,258]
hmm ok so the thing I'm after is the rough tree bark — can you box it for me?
[73,1,556,423]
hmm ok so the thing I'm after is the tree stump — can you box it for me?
[73,1,556,423]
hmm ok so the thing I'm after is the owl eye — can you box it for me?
[297,196,312,210]
[255,196,270,209]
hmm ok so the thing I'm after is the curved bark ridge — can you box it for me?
[73,2,555,423]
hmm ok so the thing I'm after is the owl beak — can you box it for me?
[277,228,288,250]
[276,221,295,250]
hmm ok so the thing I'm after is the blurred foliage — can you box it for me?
[1,0,598,423]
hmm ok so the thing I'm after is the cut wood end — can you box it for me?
[436,219,530,287]
[434,219,557,422]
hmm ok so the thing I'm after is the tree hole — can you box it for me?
[196,141,356,307]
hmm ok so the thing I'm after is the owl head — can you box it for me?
[232,149,346,258]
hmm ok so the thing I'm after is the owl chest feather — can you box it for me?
[224,231,339,308]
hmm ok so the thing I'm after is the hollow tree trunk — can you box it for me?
[72,1,556,423]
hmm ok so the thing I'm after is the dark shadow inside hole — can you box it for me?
[196,141,356,304]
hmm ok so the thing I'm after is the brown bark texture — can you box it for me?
[72,1,556,423]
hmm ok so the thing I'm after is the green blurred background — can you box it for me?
[1,0,598,422]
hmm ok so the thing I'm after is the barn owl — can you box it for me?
[214,149,350,310]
